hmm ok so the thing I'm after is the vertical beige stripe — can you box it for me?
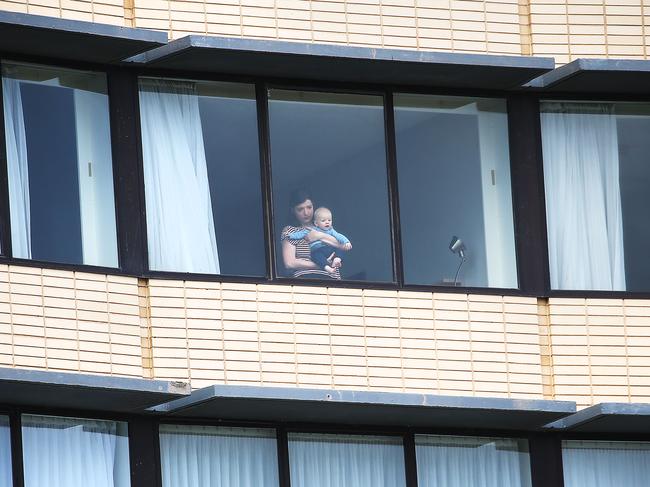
[138,278,154,378]
[603,0,610,58]
[537,298,555,399]
[643,0,648,59]
[123,0,135,27]
[622,300,632,402]
[518,0,532,56]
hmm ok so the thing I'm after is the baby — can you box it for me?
[288,207,352,274]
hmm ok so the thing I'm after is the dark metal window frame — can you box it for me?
[2,53,650,298]
[155,416,563,487]
[0,55,542,295]
[0,54,126,274]
[533,90,650,299]
[0,405,142,487]
[0,404,649,487]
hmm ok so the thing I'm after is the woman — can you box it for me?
[281,190,346,279]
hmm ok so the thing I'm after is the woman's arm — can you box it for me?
[305,230,348,249]
[281,239,319,270]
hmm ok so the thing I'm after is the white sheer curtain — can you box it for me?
[541,102,625,290]
[288,433,406,487]
[1,75,31,258]
[22,415,130,487]
[563,440,650,487]
[416,435,531,487]
[159,424,279,487]
[139,78,220,274]
[0,418,11,487]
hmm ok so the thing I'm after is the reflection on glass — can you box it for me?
[22,414,130,487]
[416,435,531,487]
[269,89,393,282]
[541,101,650,291]
[0,416,11,487]
[394,94,517,288]
[563,440,650,487]
[139,77,265,276]
[288,433,406,487]
[2,62,118,267]
[159,424,279,487]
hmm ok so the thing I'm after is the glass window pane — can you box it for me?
[541,101,650,291]
[563,440,650,487]
[394,94,517,288]
[415,435,531,487]
[139,77,265,276]
[288,433,406,487]
[269,89,393,282]
[2,62,118,267]
[22,414,130,487]
[159,424,279,487]
[0,416,11,487]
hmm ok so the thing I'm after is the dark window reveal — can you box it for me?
[269,89,394,283]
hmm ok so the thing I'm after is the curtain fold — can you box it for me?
[159,425,279,487]
[2,76,31,258]
[541,102,625,290]
[415,436,531,487]
[139,78,220,274]
[22,416,125,487]
[563,440,650,487]
[288,434,406,487]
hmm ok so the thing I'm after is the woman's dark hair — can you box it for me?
[288,189,312,209]
[288,189,313,223]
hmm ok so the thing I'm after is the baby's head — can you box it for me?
[313,207,333,230]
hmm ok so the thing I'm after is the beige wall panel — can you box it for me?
[6,0,650,60]
[128,0,523,53]
[0,0,125,24]
[0,265,143,378]
[548,297,650,408]
[529,0,650,61]
[149,280,543,397]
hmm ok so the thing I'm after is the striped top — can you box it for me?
[281,225,341,279]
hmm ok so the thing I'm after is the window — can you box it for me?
[394,94,517,288]
[415,435,531,487]
[138,78,265,276]
[21,414,130,487]
[562,440,650,487]
[1,62,118,267]
[541,101,650,291]
[159,424,279,487]
[0,416,10,487]
[269,90,394,282]
[288,433,406,487]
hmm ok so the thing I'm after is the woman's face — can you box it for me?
[293,199,314,225]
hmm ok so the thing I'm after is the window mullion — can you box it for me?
[0,64,14,259]
[403,432,419,487]
[107,68,148,276]
[507,94,550,295]
[256,81,275,281]
[384,90,405,287]
[9,411,23,487]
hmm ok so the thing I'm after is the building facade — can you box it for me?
[1,1,650,487]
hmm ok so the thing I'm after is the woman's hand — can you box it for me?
[305,230,328,242]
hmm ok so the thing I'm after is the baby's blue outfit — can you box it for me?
[288,226,350,270]
[288,226,350,249]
